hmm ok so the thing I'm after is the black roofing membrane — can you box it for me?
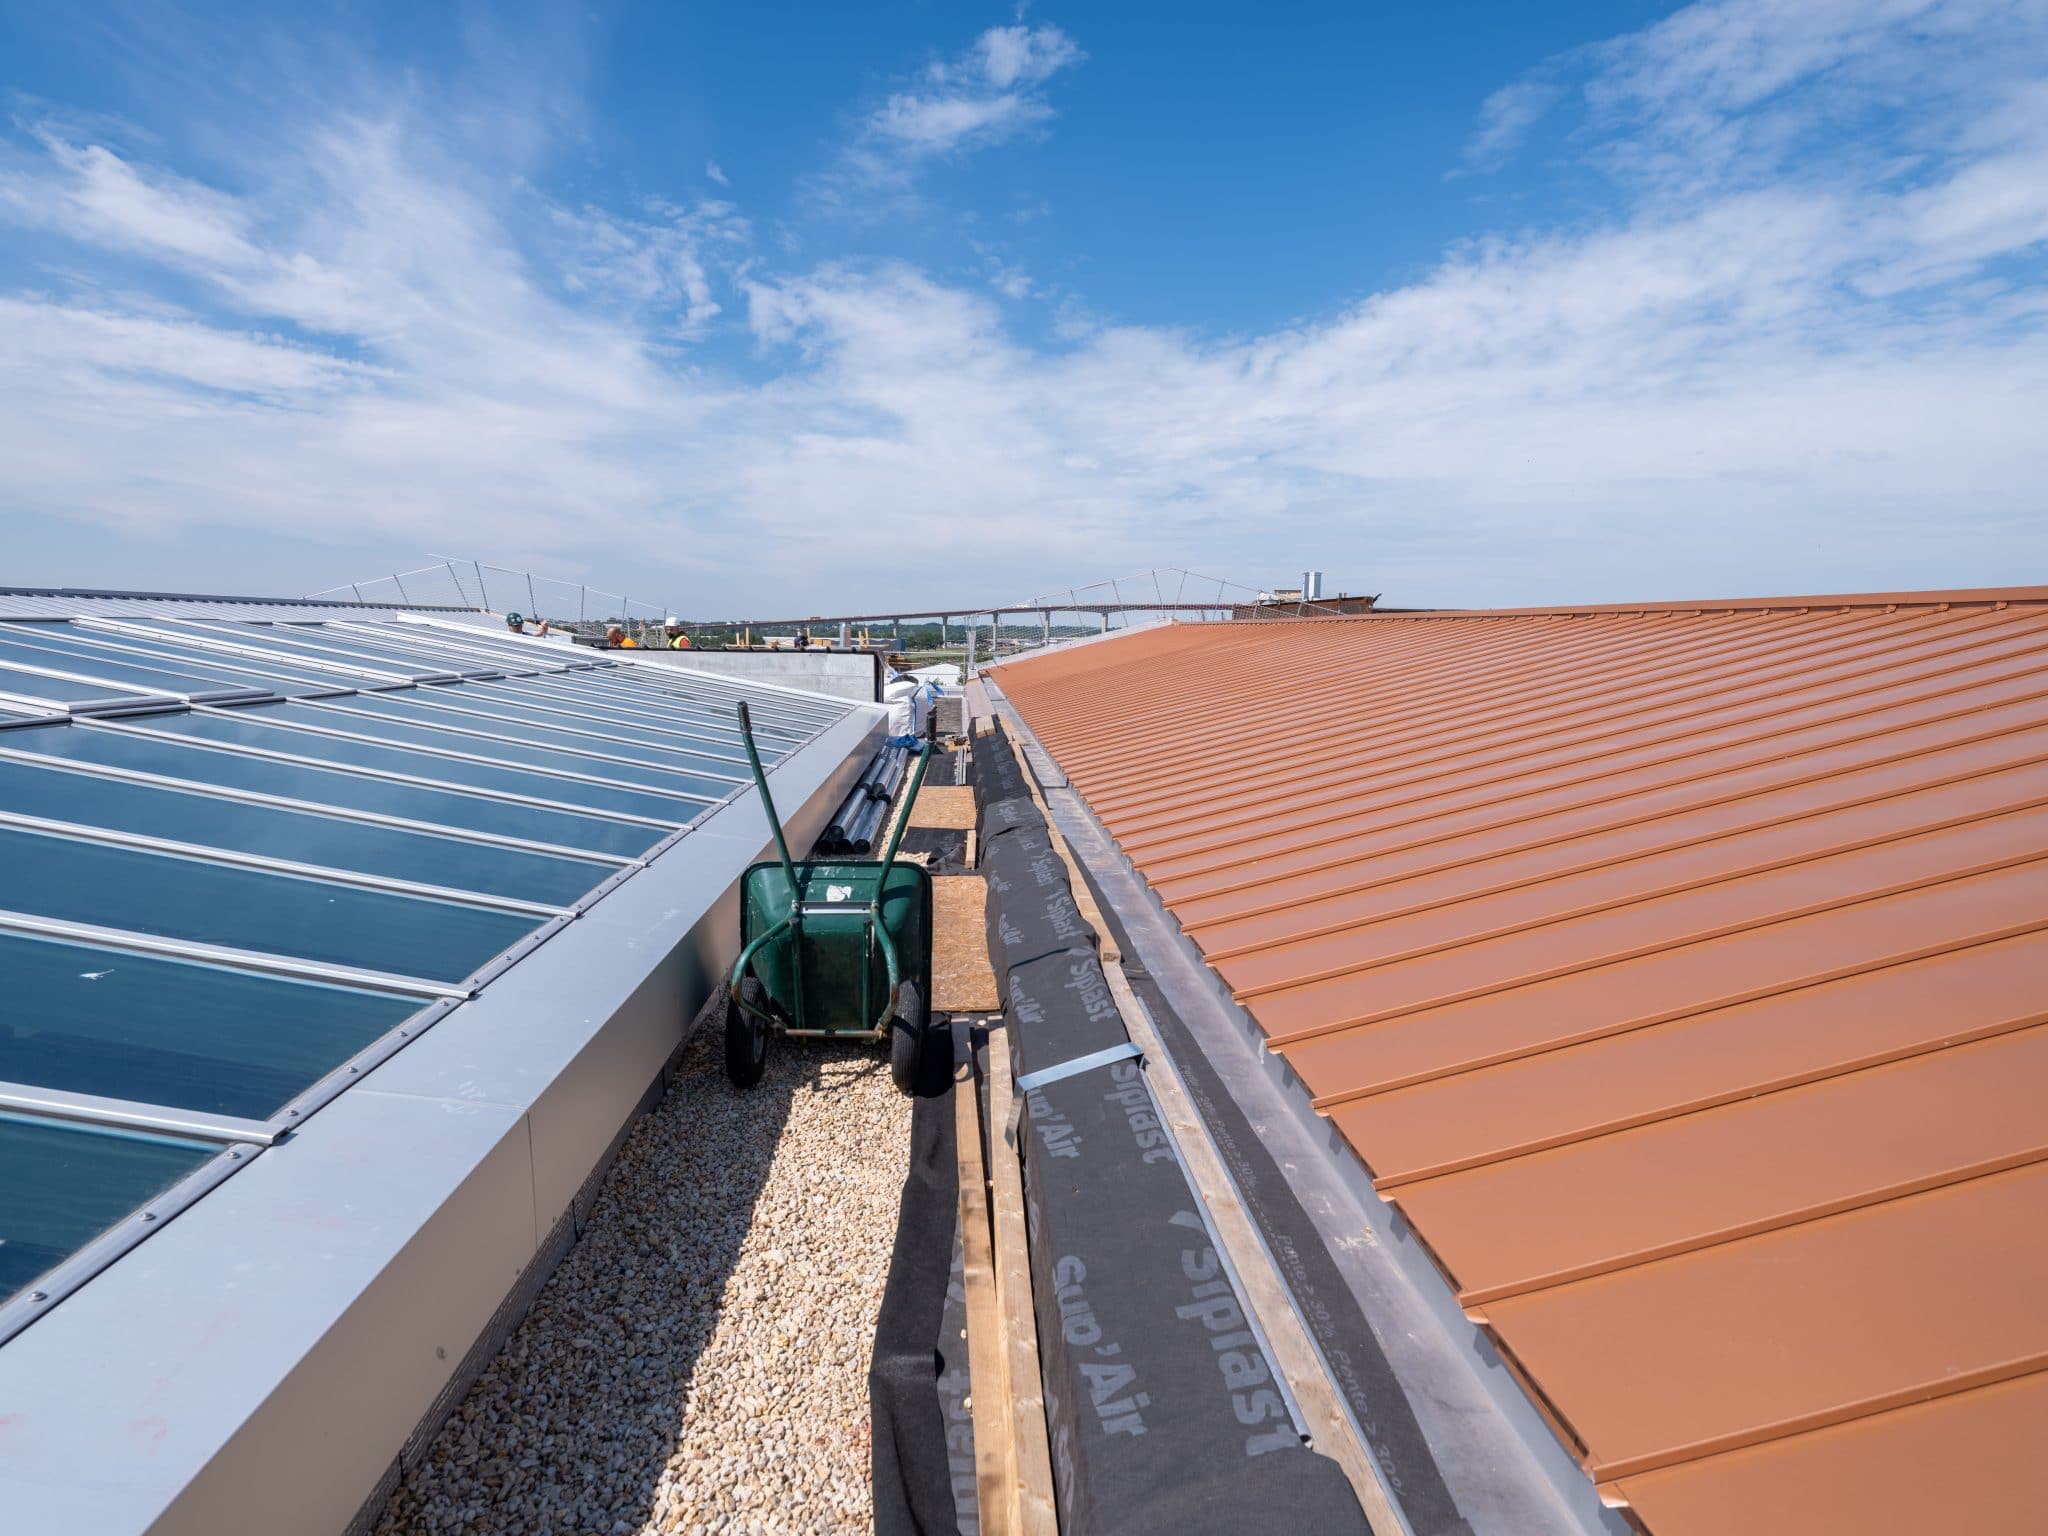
[975,729,1370,1536]
[870,1053,974,1536]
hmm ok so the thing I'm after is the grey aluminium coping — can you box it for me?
[0,695,884,1535]
[0,1136,262,1350]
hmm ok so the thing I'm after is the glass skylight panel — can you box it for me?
[0,931,420,1120]
[0,826,542,983]
[0,631,255,698]
[8,725,666,858]
[483,678,774,757]
[299,699,740,799]
[349,624,567,669]
[431,682,752,767]
[238,623,536,676]
[0,1111,219,1304]
[161,623,448,677]
[535,672,811,737]
[137,706,712,823]
[0,757,611,906]
[584,672,827,734]
[334,688,749,781]
[65,627,388,693]
[0,665,155,706]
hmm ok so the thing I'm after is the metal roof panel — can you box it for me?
[995,588,2048,1535]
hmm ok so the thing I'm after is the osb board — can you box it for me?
[931,874,999,1013]
[910,784,979,830]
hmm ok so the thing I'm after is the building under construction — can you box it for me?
[1,582,2043,1536]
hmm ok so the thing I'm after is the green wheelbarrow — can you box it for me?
[723,702,940,1095]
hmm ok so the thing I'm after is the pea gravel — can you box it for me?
[373,1024,914,1536]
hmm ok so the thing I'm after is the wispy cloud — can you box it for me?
[1461,79,1563,169]
[826,21,1085,197]
[0,0,2044,608]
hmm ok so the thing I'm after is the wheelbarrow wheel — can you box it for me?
[725,974,771,1089]
[888,979,933,1097]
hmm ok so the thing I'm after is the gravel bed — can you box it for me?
[373,1024,914,1536]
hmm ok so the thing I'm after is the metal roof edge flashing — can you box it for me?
[985,677,1627,1536]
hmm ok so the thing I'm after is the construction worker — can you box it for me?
[504,611,550,637]
[604,624,640,648]
[664,617,693,649]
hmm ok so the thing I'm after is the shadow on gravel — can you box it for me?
[373,1022,906,1536]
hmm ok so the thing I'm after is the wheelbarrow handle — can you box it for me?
[737,702,800,906]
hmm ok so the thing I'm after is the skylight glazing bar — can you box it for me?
[613,664,847,724]
[0,1084,282,1147]
[0,739,641,867]
[166,623,478,681]
[178,702,720,813]
[342,685,752,777]
[301,695,749,786]
[0,1135,260,1349]
[482,678,789,755]
[268,622,569,679]
[543,669,826,733]
[601,655,848,716]
[0,689,68,717]
[88,715,690,830]
[329,621,587,674]
[568,672,829,735]
[0,909,472,999]
[66,621,385,693]
[0,633,269,703]
[0,807,571,917]
[431,682,755,763]
[94,619,422,685]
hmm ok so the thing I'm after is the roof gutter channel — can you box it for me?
[987,678,1628,1536]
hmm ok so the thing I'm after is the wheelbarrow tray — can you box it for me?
[738,859,933,1037]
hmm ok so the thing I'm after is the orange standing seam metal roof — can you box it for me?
[994,589,2048,1535]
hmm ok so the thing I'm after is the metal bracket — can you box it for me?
[1013,1039,1143,1094]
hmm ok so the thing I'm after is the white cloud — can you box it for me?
[1463,80,1562,168]
[0,130,261,266]
[974,24,1084,91]
[0,0,2044,608]
[705,159,728,186]
[552,198,750,335]
[854,22,1084,169]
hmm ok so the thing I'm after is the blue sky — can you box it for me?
[1,0,2044,614]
